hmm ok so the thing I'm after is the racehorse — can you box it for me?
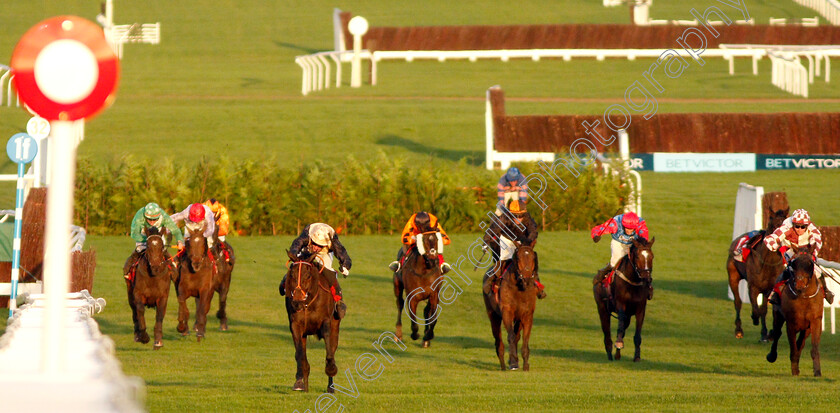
[594,237,655,361]
[766,245,824,376]
[482,242,538,371]
[212,238,235,331]
[126,227,176,349]
[174,231,217,341]
[726,209,787,341]
[283,250,341,392]
[393,231,443,348]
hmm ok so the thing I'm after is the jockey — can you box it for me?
[283,223,352,319]
[203,198,230,242]
[482,200,546,299]
[124,202,184,280]
[591,211,652,300]
[170,203,216,250]
[765,209,832,305]
[389,211,452,274]
[495,167,529,216]
[732,230,762,264]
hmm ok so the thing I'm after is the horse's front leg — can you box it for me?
[811,324,822,377]
[324,320,340,393]
[127,287,141,340]
[407,295,421,341]
[196,289,213,341]
[787,325,803,376]
[595,287,613,361]
[421,292,440,348]
[216,274,230,331]
[176,286,190,335]
[748,285,761,326]
[292,332,309,391]
[615,306,629,352]
[503,312,519,370]
[394,274,404,341]
[758,294,769,342]
[633,306,646,362]
[135,300,150,344]
[766,307,784,363]
[153,294,168,349]
[488,309,505,370]
[727,260,744,338]
[521,315,533,371]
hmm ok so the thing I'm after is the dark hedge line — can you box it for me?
[74,152,631,236]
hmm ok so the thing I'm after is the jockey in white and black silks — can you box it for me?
[482,200,546,299]
[765,209,832,305]
[171,203,217,251]
[591,211,653,300]
[124,202,184,281]
[283,223,352,319]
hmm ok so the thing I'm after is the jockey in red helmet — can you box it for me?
[170,203,217,250]
[765,209,832,305]
[591,211,652,300]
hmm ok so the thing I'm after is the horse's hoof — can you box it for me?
[523,364,529,371]
[735,331,743,339]
[766,352,777,363]
[410,332,419,340]
[133,333,141,343]
[220,325,228,332]
[139,332,150,344]
[615,341,624,349]
[292,381,305,391]
[633,357,641,362]
[327,386,335,394]
[422,340,430,348]
[509,364,519,371]
[181,330,190,337]
[154,342,163,350]
[196,335,203,343]
[760,337,769,343]
[751,315,759,326]
[815,371,822,377]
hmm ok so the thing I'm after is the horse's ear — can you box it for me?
[648,237,655,246]
[783,207,790,217]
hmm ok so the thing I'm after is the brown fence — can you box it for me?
[489,88,840,154]
[819,227,840,262]
[339,13,840,51]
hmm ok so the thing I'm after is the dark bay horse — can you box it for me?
[766,246,824,376]
[126,227,176,349]
[212,239,235,331]
[174,232,217,341]
[393,231,442,348]
[726,209,787,341]
[482,242,537,371]
[283,250,341,392]
[594,237,655,361]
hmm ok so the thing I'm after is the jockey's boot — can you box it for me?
[123,249,143,281]
[767,268,792,306]
[482,266,501,295]
[534,272,547,299]
[821,276,834,304]
[278,274,287,296]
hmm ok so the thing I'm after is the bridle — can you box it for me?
[787,252,820,299]
[287,260,327,305]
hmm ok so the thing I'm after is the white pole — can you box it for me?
[41,120,77,374]
[348,16,369,88]
[619,129,630,162]
[485,87,497,170]
[106,0,114,27]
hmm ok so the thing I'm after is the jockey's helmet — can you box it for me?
[791,209,811,226]
[308,223,333,247]
[414,212,431,232]
[143,202,162,221]
[508,200,526,215]
[188,203,205,223]
[622,212,640,230]
[506,167,520,180]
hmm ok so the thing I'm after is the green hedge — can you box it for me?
[74,153,631,236]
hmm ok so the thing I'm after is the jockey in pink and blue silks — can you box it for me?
[591,211,652,299]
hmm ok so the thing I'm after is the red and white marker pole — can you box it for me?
[11,16,118,375]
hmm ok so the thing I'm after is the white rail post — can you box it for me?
[348,16,368,88]
[485,86,498,170]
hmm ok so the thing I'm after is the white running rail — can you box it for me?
[0,64,20,107]
[792,0,840,25]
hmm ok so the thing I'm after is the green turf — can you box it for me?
[4,170,840,412]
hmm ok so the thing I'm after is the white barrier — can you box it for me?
[0,64,20,107]
[105,23,161,59]
[0,291,145,412]
[792,0,840,25]
[769,17,819,26]
[769,52,810,97]
[821,261,840,333]
[484,86,554,170]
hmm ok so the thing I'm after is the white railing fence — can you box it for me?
[1,64,20,108]
[793,0,840,25]
[104,23,161,59]
[770,52,810,97]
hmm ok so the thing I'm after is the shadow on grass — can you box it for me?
[375,135,482,165]
[351,272,394,285]
[272,40,321,54]
[434,335,494,349]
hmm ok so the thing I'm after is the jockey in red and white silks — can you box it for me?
[765,209,833,304]
[171,203,217,249]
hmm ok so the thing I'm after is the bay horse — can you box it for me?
[393,231,443,348]
[212,238,235,331]
[482,242,537,371]
[174,231,217,342]
[126,227,176,349]
[726,209,787,341]
[766,245,824,376]
[283,250,341,392]
[594,237,655,361]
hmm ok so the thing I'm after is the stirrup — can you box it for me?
[389,261,400,272]
[440,262,451,274]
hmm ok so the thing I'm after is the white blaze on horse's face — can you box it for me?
[640,250,651,270]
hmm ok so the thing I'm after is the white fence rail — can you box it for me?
[1,64,20,107]
[770,52,810,97]
[793,0,840,25]
[105,23,161,59]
